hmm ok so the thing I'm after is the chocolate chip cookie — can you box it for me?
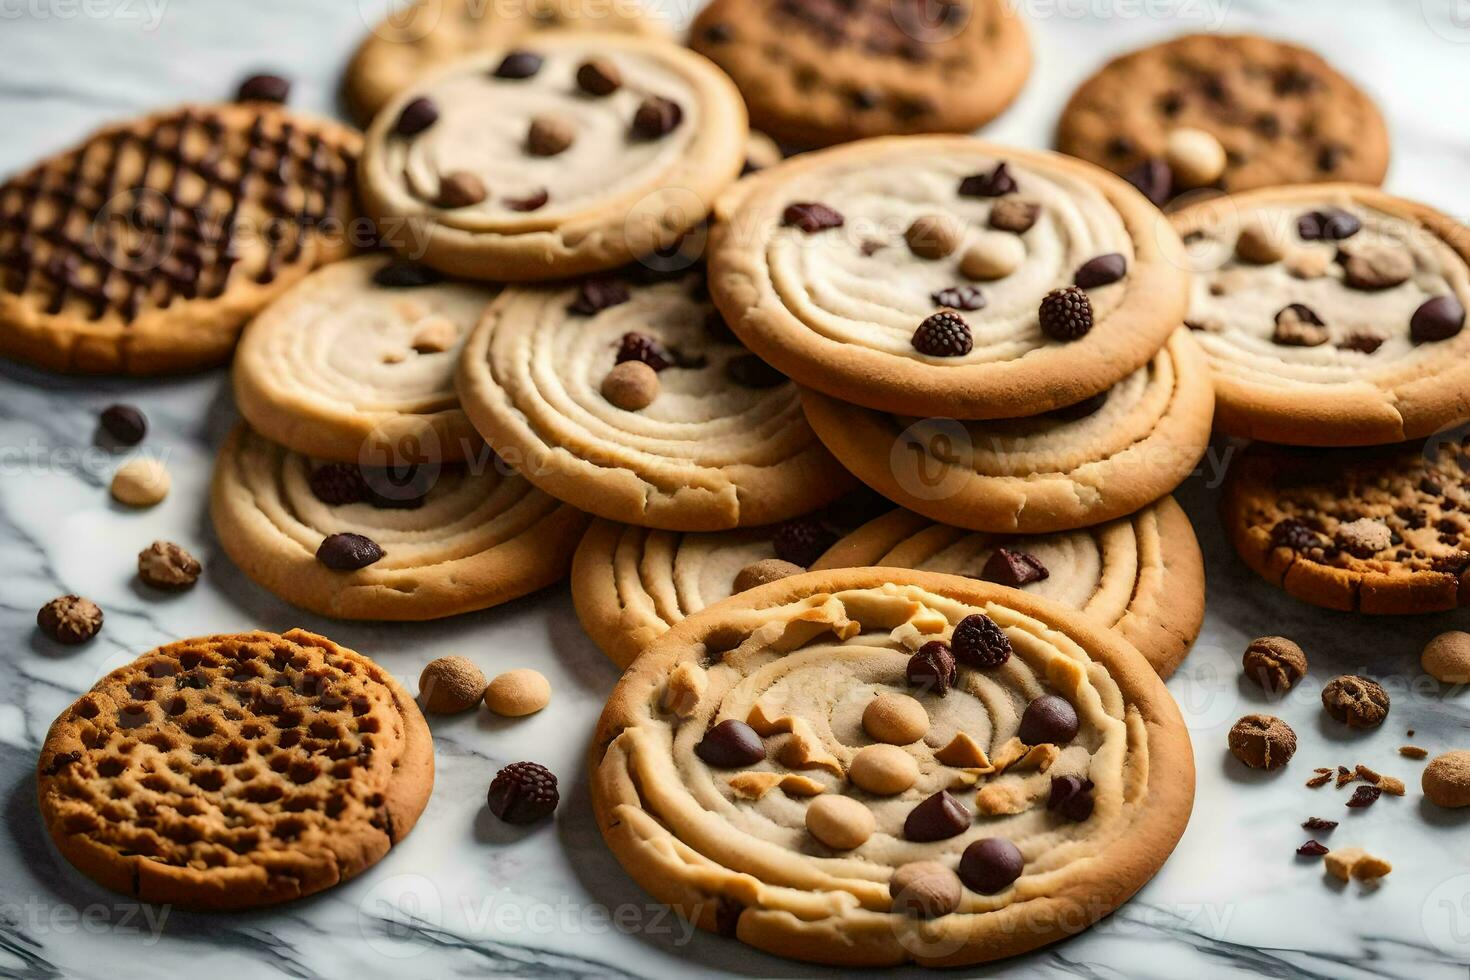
[1057,33,1388,200]
[591,568,1194,966]
[0,104,360,374]
[690,0,1031,148]
[1172,185,1470,446]
[1222,438,1470,613]
[357,33,747,281]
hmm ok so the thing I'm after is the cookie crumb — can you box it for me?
[1325,846,1391,882]
[1400,745,1428,760]
[1306,769,1332,788]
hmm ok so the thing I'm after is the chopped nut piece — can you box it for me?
[974,782,1029,816]
[1399,745,1429,760]
[934,732,992,770]
[1335,766,1356,788]
[663,662,707,718]
[1306,771,1332,788]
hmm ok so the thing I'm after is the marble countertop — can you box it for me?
[3,1,1470,977]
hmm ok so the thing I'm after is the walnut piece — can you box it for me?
[137,540,202,590]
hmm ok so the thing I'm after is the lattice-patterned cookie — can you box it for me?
[811,498,1204,677]
[0,104,360,374]
[591,569,1194,967]
[37,629,433,910]
[210,424,587,620]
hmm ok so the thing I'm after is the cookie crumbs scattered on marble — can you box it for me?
[1306,768,1333,788]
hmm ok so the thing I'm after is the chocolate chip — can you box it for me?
[1124,157,1172,206]
[850,88,881,110]
[568,278,630,316]
[1297,840,1329,857]
[773,518,836,567]
[1074,253,1127,289]
[1346,785,1382,809]
[1337,333,1384,355]
[1342,246,1412,291]
[362,465,432,509]
[394,97,438,137]
[372,261,442,288]
[1253,112,1282,138]
[1272,303,1329,347]
[576,58,622,96]
[99,404,147,445]
[1038,286,1093,341]
[309,463,368,505]
[931,286,986,311]
[714,896,743,936]
[1047,775,1095,822]
[1274,67,1317,95]
[951,613,1011,669]
[695,720,765,768]
[527,115,575,156]
[1297,208,1360,241]
[903,790,971,842]
[1316,144,1345,173]
[702,23,732,44]
[436,171,487,208]
[614,332,670,372]
[725,354,785,388]
[989,199,1040,233]
[487,761,559,823]
[907,640,957,697]
[493,51,543,79]
[1303,817,1338,831]
[631,97,683,139]
[1271,517,1322,551]
[1047,390,1108,421]
[782,202,844,233]
[912,310,973,357]
[958,162,1016,197]
[503,188,550,212]
[1411,295,1466,343]
[958,838,1024,894]
[316,533,384,570]
[1018,695,1079,746]
[236,73,291,104]
[981,548,1049,589]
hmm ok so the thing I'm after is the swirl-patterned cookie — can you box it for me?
[810,498,1204,677]
[591,569,1194,967]
[344,0,665,124]
[358,33,747,281]
[234,255,497,464]
[801,329,1213,533]
[210,424,587,620]
[689,0,1030,148]
[456,272,853,531]
[37,629,433,910]
[1171,186,1470,446]
[0,104,359,375]
[1222,437,1470,614]
[709,137,1189,419]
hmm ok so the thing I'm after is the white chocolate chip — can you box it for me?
[111,458,170,508]
[960,232,1025,281]
[482,668,551,717]
[1165,127,1227,189]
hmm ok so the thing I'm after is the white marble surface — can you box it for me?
[3,1,1470,977]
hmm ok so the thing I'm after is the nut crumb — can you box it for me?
[1399,745,1428,760]
[1306,770,1332,788]
[1335,766,1356,788]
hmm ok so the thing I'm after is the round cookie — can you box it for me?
[234,255,498,464]
[36,629,433,910]
[358,33,747,281]
[344,0,665,124]
[801,329,1213,534]
[0,104,360,375]
[210,424,588,620]
[456,271,853,531]
[1057,33,1388,199]
[707,136,1190,419]
[690,0,1030,149]
[1171,185,1470,446]
[590,568,1195,967]
[1222,438,1470,614]
[810,497,1204,678]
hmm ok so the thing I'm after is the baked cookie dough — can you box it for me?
[1171,185,1470,446]
[210,424,587,620]
[1222,438,1470,614]
[344,0,665,124]
[456,271,852,531]
[590,568,1194,967]
[801,329,1213,533]
[810,497,1204,678]
[708,137,1189,419]
[37,629,433,910]
[689,0,1030,148]
[234,254,497,463]
[358,33,747,281]
[0,104,360,374]
[1057,33,1388,198]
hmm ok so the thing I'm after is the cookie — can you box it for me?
[456,271,853,531]
[801,329,1213,533]
[1171,186,1470,446]
[1222,438,1470,614]
[690,0,1030,148]
[590,568,1194,967]
[0,104,360,374]
[233,254,497,464]
[708,137,1189,419]
[36,629,433,910]
[357,33,747,281]
[210,424,587,620]
[344,0,665,124]
[810,497,1203,677]
[1057,33,1388,199]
